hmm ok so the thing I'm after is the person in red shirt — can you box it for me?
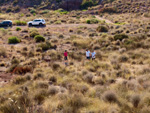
[64,50,68,66]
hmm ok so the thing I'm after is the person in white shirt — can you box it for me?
[86,49,91,60]
[91,50,96,60]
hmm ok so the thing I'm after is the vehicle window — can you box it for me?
[34,20,40,22]
[2,22,7,24]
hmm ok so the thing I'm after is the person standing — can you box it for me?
[64,50,68,66]
[86,49,91,60]
[91,50,96,60]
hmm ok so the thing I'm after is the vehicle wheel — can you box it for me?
[39,23,43,26]
[29,23,32,27]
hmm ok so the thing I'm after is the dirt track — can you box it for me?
[1,15,114,30]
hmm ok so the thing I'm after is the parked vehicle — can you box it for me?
[27,19,46,26]
[0,20,12,27]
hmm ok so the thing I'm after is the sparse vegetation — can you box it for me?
[0,0,150,112]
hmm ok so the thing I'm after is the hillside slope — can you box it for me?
[0,0,102,11]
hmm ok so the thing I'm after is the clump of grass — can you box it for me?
[38,42,53,51]
[8,36,20,44]
[130,94,141,108]
[52,63,61,70]
[34,89,48,104]
[119,54,129,62]
[83,74,94,84]
[14,20,27,26]
[0,47,6,57]
[102,91,118,103]
[86,19,99,24]
[49,76,57,83]
[34,73,44,80]
[48,86,59,95]
[34,35,45,42]
[13,76,27,84]
[0,101,27,113]
[73,39,90,49]
[36,81,49,89]
[96,26,108,32]
[114,34,128,41]
[58,34,64,39]
[16,27,21,31]
[70,52,83,61]
[29,29,39,37]
[17,93,31,107]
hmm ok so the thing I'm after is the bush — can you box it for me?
[30,31,39,37]
[52,63,61,70]
[34,90,48,104]
[16,27,21,31]
[114,34,129,41]
[66,94,89,111]
[30,8,36,14]
[36,81,49,89]
[8,36,20,44]
[102,91,118,103]
[34,35,45,42]
[49,76,57,83]
[0,102,27,113]
[80,0,95,9]
[96,26,108,32]
[38,42,52,51]
[0,47,6,57]
[99,7,117,13]
[11,58,19,65]
[48,86,59,95]
[58,34,64,38]
[83,74,94,84]
[13,76,27,84]
[119,55,129,62]
[14,20,27,26]
[86,19,99,24]
[130,94,141,108]
[55,9,68,14]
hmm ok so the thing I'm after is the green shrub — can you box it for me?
[38,42,52,51]
[55,9,68,14]
[30,9,36,14]
[86,19,99,24]
[16,27,21,31]
[8,36,20,44]
[30,31,39,37]
[40,10,49,14]
[80,0,95,9]
[114,34,129,41]
[96,26,108,32]
[34,35,45,42]
[14,20,27,26]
